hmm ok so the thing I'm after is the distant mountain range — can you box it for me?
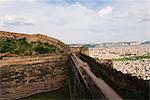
[69,41,150,48]
[142,41,150,44]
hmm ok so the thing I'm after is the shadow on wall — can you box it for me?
[79,54,149,99]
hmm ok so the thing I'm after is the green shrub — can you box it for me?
[0,37,59,55]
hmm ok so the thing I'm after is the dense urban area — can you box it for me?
[89,44,150,80]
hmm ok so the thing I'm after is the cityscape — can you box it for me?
[88,44,150,80]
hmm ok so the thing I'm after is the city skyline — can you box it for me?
[0,0,150,43]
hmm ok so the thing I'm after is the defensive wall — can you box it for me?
[79,54,149,99]
[70,47,89,55]
[0,31,149,99]
[0,31,70,99]
[0,53,69,100]
[70,47,149,99]
[68,54,123,100]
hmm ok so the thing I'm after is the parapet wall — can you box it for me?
[0,54,68,99]
[68,54,122,99]
[79,54,149,99]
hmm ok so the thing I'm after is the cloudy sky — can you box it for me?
[0,0,149,43]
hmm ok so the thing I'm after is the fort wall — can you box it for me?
[0,54,68,99]
[0,31,70,99]
[70,47,89,55]
[79,54,149,99]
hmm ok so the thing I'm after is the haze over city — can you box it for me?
[0,0,149,43]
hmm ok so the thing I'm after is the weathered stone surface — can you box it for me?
[70,47,89,55]
[0,54,68,99]
[0,31,70,99]
[79,54,149,99]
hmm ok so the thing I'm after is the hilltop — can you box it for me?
[0,31,70,57]
[69,41,150,48]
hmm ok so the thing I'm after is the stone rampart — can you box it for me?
[0,54,68,99]
[79,54,149,99]
[70,47,89,55]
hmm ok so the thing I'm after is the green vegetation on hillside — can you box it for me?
[112,55,150,61]
[0,37,60,55]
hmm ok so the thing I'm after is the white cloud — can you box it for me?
[98,6,112,18]
[0,1,149,43]
[3,15,34,26]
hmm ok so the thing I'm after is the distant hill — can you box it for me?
[82,44,96,48]
[69,42,141,48]
[142,41,150,44]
